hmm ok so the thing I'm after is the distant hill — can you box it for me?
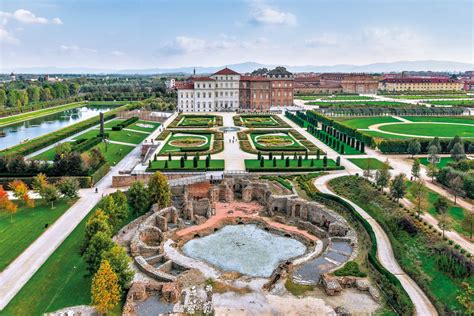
[3,60,473,75]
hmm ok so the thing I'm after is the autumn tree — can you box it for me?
[148,171,171,209]
[0,185,17,222]
[91,259,121,315]
[32,173,48,194]
[101,244,134,291]
[8,179,33,208]
[42,183,60,209]
[128,181,150,215]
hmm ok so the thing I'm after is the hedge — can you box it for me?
[90,163,110,184]
[297,176,414,315]
[0,97,85,118]
[0,102,139,157]
[378,138,474,154]
[71,137,102,153]
[111,116,138,131]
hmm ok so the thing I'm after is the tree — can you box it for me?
[390,174,407,202]
[285,157,290,167]
[363,159,372,178]
[8,179,33,208]
[148,171,171,209]
[180,156,185,168]
[42,183,60,209]
[448,135,463,152]
[407,139,421,158]
[411,158,421,178]
[91,259,121,315]
[84,231,115,274]
[426,162,438,182]
[427,145,439,164]
[409,179,428,217]
[0,89,6,107]
[428,137,442,153]
[438,214,451,238]
[55,142,73,157]
[450,143,466,161]
[89,148,106,170]
[448,175,464,205]
[433,196,449,214]
[129,181,150,215]
[82,209,112,253]
[101,244,134,291]
[32,173,48,194]
[57,177,79,199]
[110,191,128,224]
[461,210,473,240]
[323,156,328,167]
[375,162,391,189]
[0,185,17,222]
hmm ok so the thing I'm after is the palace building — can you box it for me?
[176,67,294,112]
[379,77,464,92]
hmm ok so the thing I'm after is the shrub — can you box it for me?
[333,261,367,277]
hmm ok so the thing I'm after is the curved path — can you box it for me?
[314,172,438,316]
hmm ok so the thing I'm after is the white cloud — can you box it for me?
[0,9,63,25]
[60,45,97,54]
[249,2,296,26]
[160,36,239,55]
[305,34,341,47]
[111,50,125,56]
[0,27,19,44]
[361,27,421,50]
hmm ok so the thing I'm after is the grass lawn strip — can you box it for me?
[0,199,74,271]
[92,142,134,166]
[400,116,474,125]
[242,116,279,127]
[251,132,305,151]
[377,123,474,138]
[126,120,161,132]
[77,128,148,144]
[419,157,453,168]
[348,158,390,170]
[0,102,87,127]
[149,159,224,171]
[337,116,404,129]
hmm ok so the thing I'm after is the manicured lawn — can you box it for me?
[126,120,161,132]
[401,116,474,124]
[245,158,340,171]
[420,157,453,168]
[348,158,390,170]
[0,101,86,127]
[378,123,474,138]
[338,116,403,129]
[359,130,414,139]
[0,199,74,271]
[294,95,323,100]
[406,181,469,238]
[241,115,279,127]
[148,159,224,171]
[103,119,124,128]
[250,132,305,151]
[305,101,408,107]
[321,95,374,100]
[92,142,134,166]
[428,100,474,106]
[178,115,216,127]
[77,128,148,144]
[2,200,138,315]
[32,144,69,161]
[391,95,471,99]
[159,133,212,154]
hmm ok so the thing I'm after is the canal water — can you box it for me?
[0,105,115,151]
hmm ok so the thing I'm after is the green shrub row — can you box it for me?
[90,163,110,184]
[111,116,138,131]
[0,97,84,118]
[247,166,343,172]
[71,137,102,153]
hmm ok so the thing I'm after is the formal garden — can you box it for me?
[168,114,223,128]
[156,129,223,156]
[233,114,290,128]
[238,129,321,155]
[148,154,225,171]
[245,153,342,172]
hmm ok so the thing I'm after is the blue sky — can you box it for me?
[1,0,472,70]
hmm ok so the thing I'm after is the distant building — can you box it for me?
[293,73,378,94]
[176,67,293,112]
[379,77,464,92]
[9,72,16,82]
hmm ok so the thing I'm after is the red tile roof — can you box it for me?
[213,67,240,76]
[175,81,194,89]
[240,75,269,81]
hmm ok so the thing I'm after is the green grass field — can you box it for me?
[148,159,224,171]
[126,120,161,132]
[419,157,453,168]
[250,132,306,151]
[0,199,74,271]
[77,128,148,144]
[348,158,390,170]
[305,101,409,107]
[428,100,474,106]
[245,158,339,171]
[1,202,137,315]
[406,181,469,239]
[359,130,414,139]
[402,116,474,124]
[391,95,471,99]
[93,142,134,166]
[321,95,374,101]
[159,133,212,154]
[378,123,474,138]
[178,115,216,127]
[241,115,280,127]
[338,116,403,129]
[0,102,86,127]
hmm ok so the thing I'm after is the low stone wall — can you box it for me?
[112,173,192,188]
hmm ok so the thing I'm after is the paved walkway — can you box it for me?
[314,172,438,316]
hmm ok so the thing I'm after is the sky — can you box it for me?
[0,0,473,70]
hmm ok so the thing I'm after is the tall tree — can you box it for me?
[57,177,80,199]
[101,244,134,291]
[8,179,33,208]
[82,209,112,253]
[91,259,121,315]
[426,162,438,182]
[42,183,60,209]
[148,171,171,209]
[433,196,449,214]
[461,210,474,240]
[448,135,463,152]
[390,174,407,202]
[375,161,391,189]
[407,139,421,158]
[428,137,442,153]
[409,179,428,217]
[0,185,18,222]
[411,158,421,178]
[84,231,114,274]
[0,89,6,108]
[438,214,451,238]
[449,175,464,205]
[128,181,150,215]
[427,145,439,164]
[450,143,466,161]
